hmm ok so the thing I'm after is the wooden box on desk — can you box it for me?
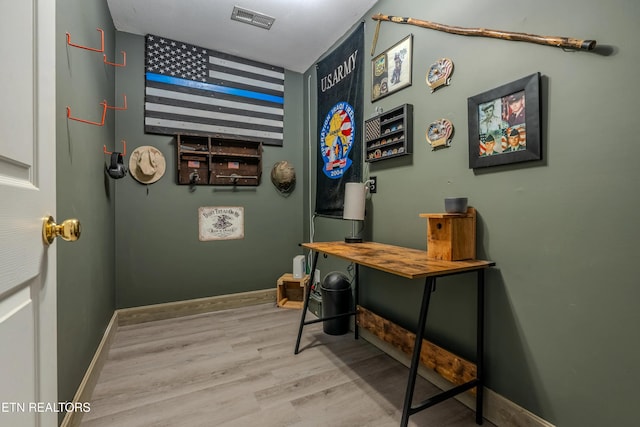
[276,273,309,309]
[420,207,476,261]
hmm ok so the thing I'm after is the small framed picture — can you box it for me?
[467,72,541,169]
[371,34,413,102]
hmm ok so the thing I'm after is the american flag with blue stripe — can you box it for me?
[144,35,285,146]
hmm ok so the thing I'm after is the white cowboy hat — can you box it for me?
[129,146,166,184]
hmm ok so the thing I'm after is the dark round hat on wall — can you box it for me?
[270,160,296,194]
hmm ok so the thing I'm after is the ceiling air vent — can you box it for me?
[231,6,275,30]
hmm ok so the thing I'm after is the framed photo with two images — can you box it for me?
[467,72,541,169]
[371,34,413,102]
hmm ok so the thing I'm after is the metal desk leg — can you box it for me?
[400,277,435,427]
[354,263,359,340]
[294,251,319,354]
[475,269,485,425]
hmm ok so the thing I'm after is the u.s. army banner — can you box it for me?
[315,23,364,217]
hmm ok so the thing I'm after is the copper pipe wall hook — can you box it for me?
[105,94,127,111]
[66,101,108,126]
[66,28,105,52]
[104,51,126,67]
[103,140,127,156]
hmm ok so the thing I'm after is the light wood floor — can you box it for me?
[81,303,494,427]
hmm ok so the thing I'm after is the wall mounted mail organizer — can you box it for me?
[176,134,263,186]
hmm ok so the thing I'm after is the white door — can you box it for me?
[0,0,58,426]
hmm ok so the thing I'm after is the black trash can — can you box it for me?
[320,272,352,335]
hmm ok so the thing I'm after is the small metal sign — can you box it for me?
[198,206,244,241]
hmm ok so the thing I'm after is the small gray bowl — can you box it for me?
[444,197,468,214]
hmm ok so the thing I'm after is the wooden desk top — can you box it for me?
[301,241,495,280]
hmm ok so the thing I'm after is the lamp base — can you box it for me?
[344,236,363,243]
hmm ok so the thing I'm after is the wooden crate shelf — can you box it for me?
[176,134,262,186]
[276,273,309,309]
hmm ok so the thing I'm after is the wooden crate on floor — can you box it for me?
[276,273,309,309]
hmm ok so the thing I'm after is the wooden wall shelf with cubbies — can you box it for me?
[176,134,262,186]
[364,104,413,162]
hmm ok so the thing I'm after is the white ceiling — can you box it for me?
[107,0,378,73]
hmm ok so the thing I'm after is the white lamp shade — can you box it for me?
[343,182,366,220]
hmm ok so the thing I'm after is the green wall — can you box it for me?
[113,33,306,308]
[305,1,640,426]
[55,0,306,409]
[56,0,116,410]
[55,1,640,426]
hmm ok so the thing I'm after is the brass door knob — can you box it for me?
[42,216,81,245]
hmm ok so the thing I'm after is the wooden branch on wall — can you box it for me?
[372,13,596,51]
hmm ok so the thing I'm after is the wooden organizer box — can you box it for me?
[276,274,309,309]
[420,207,476,261]
[176,134,262,186]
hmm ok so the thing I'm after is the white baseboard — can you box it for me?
[359,329,555,427]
